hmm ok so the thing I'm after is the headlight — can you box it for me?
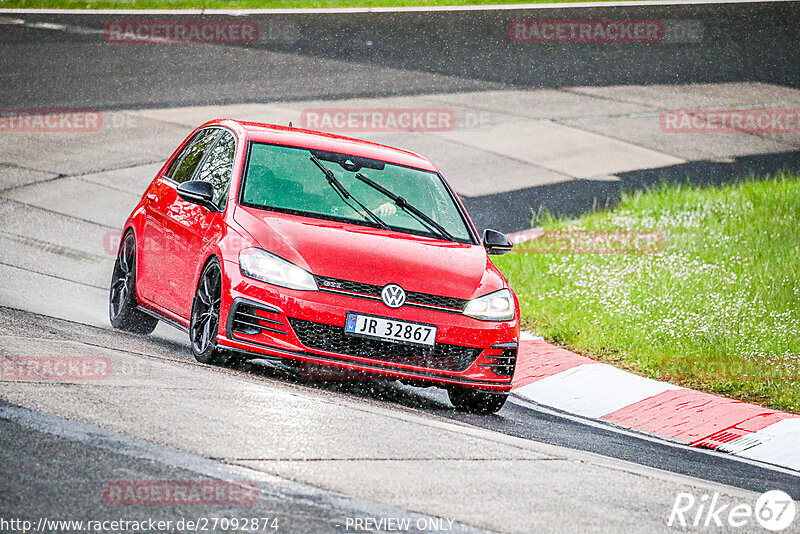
[463,289,515,321]
[239,248,318,291]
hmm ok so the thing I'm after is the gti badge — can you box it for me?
[381,284,406,308]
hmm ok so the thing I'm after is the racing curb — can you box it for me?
[509,335,800,472]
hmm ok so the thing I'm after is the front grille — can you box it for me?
[406,290,467,310]
[314,275,468,311]
[287,317,482,372]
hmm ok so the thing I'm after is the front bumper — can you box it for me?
[217,261,519,392]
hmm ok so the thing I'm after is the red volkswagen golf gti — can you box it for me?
[109,119,519,414]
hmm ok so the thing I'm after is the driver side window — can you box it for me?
[167,128,219,184]
[195,130,236,209]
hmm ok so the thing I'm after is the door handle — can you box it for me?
[146,193,157,201]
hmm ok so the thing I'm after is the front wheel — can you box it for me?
[448,387,508,415]
[190,258,228,365]
[109,231,158,334]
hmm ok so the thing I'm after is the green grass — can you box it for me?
[493,174,800,413]
[0,0,657,10]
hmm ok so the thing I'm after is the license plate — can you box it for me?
[344,313,437,347]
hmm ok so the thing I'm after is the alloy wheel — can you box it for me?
[191,261,222,355]
[109,233,135,320]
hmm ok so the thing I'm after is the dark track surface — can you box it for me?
[2,3,800,110]
[2,4,800,529]
[0,399,484,533]
[3,306,798,504]
[449,401,800,500]
[3,3,800,233]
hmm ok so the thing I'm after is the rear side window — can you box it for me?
[167,128,219,184]
[195,131,236,209]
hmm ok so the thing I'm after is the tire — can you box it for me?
[109,231,158,334]
[448,387,508,415]
[189,258,228,365]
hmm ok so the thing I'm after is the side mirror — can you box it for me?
[177,181,216,211]
[483,229,513,255]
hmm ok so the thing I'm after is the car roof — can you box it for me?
[207,119,439,172]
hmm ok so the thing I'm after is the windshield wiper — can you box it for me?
[309,154,389,230]
[354,173,454,241]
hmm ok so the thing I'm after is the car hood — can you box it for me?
[233,206,506,300]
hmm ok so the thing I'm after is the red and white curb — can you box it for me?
[511,336,800,472]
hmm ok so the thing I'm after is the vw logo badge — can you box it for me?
[381,284,406,308]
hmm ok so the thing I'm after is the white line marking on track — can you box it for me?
[734,419,800,471]
[0,0,796,15]
[12,19,106,35]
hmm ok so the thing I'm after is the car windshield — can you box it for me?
[240,142,474,243]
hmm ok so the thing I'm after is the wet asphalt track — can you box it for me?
[1,4,800,532]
